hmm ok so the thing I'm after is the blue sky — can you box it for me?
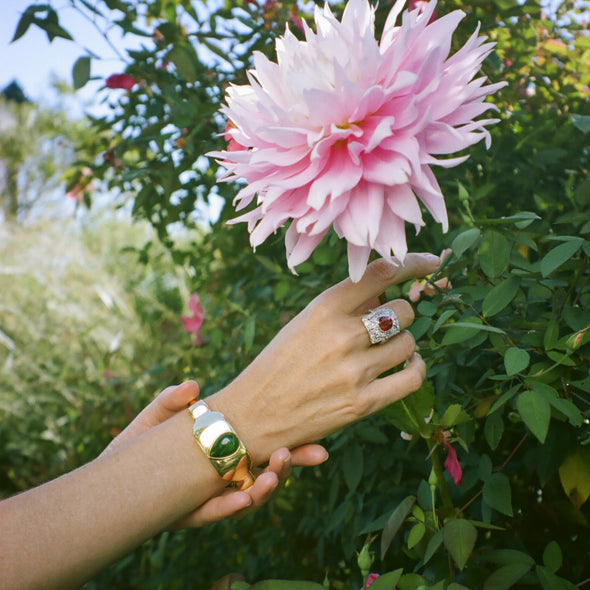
[1,1,129,108]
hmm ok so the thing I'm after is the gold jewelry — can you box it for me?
[188,400,255,490]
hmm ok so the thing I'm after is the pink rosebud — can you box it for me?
[105,73,136,91]
[408,0,437,24]
[181,293,205,346]
[360,573,381,590]
[289,6,305,33]
[408,248,452,301]
[505,59,513,67]
[443,440,463,486]
[224,122,244,152]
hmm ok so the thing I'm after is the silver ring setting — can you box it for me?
[362,307,400,345]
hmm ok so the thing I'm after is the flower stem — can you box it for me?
[430,443,454,512]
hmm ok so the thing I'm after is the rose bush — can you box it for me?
[8,1,590,588]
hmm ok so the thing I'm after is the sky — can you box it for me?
[0,0,131,110]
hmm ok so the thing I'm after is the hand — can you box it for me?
[208,253,441,465]
[102,381,328,527]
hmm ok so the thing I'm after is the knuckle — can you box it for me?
[369,258,398,284]
[338,363,360,389]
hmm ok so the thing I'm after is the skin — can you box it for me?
[0,252,439,590]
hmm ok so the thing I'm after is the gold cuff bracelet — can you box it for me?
[188,400,254,490]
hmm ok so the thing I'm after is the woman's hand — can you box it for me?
[102,381,328,527]
[208,253,440,465]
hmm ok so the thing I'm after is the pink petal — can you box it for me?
[443,440,463,486]
[347,243,372,283]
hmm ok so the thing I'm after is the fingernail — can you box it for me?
[321,450,330,463]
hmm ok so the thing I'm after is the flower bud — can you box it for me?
[357,543,374,578]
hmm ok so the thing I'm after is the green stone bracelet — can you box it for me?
[188,400,254,490]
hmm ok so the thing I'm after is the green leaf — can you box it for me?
[440,404,471,429]
[526,381,583,427]
[482,277,520,317]
[489,385,521,415]
[536,566,578,590]
[381,495,416,559]
[540,238,583,277]
[408,316,431,341]
[243,316,256,352]
[479,230,511,278]
[448,585,471,590]
[169,44,200,82]
[483,473,513,516]
[484,549,535,566]
[516,390,551,443]
[484,412,504,450]
[559,448,590,510]
[544,320,559,350]
[423,529,443,565]
[483,563,532,590]
[38,8,74,41]
[572,114,590,133]
[504,347,530,376]
[367,569,403,590]
[407,522,425,550]
[384,383,434,436]
[342,444,363,493]
[542,540,562,573]
[441,320,505,345]
[11,11,35,42]
[452,228,481,259]
[443,519,477,570]
[72,56,91,90]
[231,582,251,590]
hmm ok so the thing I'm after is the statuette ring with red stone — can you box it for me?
[361,306,401,345]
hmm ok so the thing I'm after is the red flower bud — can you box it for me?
[105,73,136,91]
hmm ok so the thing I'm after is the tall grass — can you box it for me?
[0,214,194,495]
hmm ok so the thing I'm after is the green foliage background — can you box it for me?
[2,0,590,589]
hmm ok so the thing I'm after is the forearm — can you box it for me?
[0,411,224,590]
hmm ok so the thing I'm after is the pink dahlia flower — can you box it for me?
[208,0,506,282]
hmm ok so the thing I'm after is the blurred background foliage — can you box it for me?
[1,0,589,588]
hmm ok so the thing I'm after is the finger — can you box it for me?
[152,380,200,418]
[267,448,291,486]
[290,444,329,467]
[132,380,199,431]
[363,330,416,381]
[184,491,254,528]
[361,352,427,417]
[327,253,440,313]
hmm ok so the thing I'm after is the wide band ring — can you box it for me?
[361,306,401,345]
[189,400,255,490]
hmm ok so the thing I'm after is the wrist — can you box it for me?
[204,389,270,467]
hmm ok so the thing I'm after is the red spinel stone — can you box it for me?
[379,316,393,331]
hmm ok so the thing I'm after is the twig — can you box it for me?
[494,433,528,473]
